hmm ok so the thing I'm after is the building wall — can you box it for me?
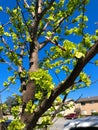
[76,102,98,115]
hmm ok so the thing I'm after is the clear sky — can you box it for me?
[67,0,98,100]
[0,0,98,102]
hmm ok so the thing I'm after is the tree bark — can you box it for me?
[21,38,39,129]
[0,106,6,130]
[0,107,3,130]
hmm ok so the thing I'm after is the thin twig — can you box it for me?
[0,75,17,93]
[2,21,11,27]
[46,37,66,51]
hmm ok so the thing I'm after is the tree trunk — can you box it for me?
[0,107,3,130]
[43,126,48,130]
[0,106,6,130]
[21,40,39,129]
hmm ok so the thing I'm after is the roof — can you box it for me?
[65,99,74,102]
[76,96,98,103]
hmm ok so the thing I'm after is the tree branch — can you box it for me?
[39,0,55,20]
[23,0,34,17]
[38,21,50,37]
[37,0,43,14]
[25,40,98,129]
[39,39,49,50]
[18,45,24,73]
[24,0,29,8]
[1,59,16,71]
[46,36,66,51]
[2,21,11,27]
[0,75,17,93]
[53,41,98,96]
[53,17,65,33]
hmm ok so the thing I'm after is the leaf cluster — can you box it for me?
[29,69,54,101]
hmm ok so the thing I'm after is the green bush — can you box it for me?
[92,112,98,116]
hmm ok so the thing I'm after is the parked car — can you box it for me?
[0,119,12,129]
[0,120,12,130]
[63,116,98,130]
[64,113,78,119]
[4,119,12,127]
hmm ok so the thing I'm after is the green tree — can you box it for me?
[0,0,98,129]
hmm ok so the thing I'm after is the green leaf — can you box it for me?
[4,32,11,37]
[95,60,98,66]
[8,119,25,130]
[25,100,36,113]
[61,66,69,72]
[53,36,59,41]
[75,51,85,58]
[83,16,88,22]
[20,70,27,78]
[11,106,20,118]
[35,91,43,100]
[41,116,52,125]
[0,46,3,52]
[29,69,54,99]
[0,6,3,11]
[48,15,54,21]
[80,72,91,86]
[11,32,17,40]
[3,81,9,87]
[46,31,52,37]
[12,9,17,14]
[56,28,61,33]
[65,29,72,35]
[0,25,4,35]
[91,35,97,41]
[55,69,60,74]
[29,5,35,12]
[63,40,76,51]
[8,76,16,84]
[26,36,32,42]
[95,29,98,36]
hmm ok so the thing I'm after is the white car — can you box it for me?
[63,116,98,130]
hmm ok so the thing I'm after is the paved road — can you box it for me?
[49,117,68,130]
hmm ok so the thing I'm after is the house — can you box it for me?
[75,96,98,115]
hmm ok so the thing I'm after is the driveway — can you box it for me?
[49,117,68,130]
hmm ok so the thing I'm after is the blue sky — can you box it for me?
[0,0,98,102]
[67,0,98,100]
